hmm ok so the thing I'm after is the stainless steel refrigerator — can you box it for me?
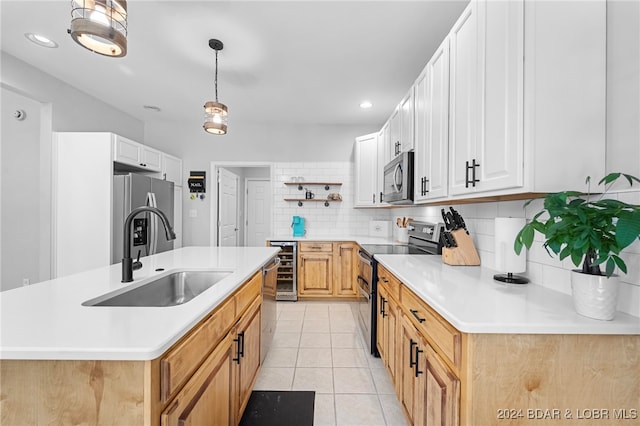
[112,173,174,264]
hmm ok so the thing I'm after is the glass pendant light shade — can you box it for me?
[69,0,127,57]
[203,101,228,135]
[203,39,228,135]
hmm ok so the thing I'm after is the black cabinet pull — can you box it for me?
[465,159,480,187]
[233,331,245,363]
[379,296,387,318]
[410,309,426,323]
[379,191,383,203]
[414,346,424,377]
[409,339,418,369]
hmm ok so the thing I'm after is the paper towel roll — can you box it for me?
[495,217,526,273]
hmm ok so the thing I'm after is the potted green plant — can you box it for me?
[514,172,640,320]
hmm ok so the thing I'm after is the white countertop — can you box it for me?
[376,255,640,335]
[0,246,280,361]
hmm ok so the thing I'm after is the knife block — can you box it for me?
[441,229,480,266]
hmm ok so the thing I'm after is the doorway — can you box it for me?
[211,163,273,247]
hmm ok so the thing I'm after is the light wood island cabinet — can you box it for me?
[377,265,640,426]
[0,271,264,426]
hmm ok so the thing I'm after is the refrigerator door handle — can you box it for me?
[150,192,159,255]
[145,192,158,255]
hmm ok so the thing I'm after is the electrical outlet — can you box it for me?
[22,278,30,286]
[189,209,197,218]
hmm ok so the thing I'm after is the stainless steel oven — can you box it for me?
[356,221,444,356]
[356,248,374,354]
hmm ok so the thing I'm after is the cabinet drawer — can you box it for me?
[377,264,401,301]
[401,285,461,370]
[160,295,235,402]
[299,242,333,252]
[235,271,262,315]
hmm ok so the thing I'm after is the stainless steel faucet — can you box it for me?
[122,206,176,282]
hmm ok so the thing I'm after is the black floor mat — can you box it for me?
[239,390,315,426]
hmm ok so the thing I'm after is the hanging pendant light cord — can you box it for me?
[214,49,219,102]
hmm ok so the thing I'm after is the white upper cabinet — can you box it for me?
[113,134,162,172]
[414,37,450,202]
[389,88,415,158]
[354,133,380,207]
[141,145,163,172]
[448,0,605,198]
[377,122,391,205]
[448,1,481,195]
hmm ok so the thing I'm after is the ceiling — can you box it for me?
[1,0,468,129]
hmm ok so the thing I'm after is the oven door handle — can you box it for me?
[357,275,371,299]
[357,250,373,265]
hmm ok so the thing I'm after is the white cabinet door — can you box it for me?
[476,0,523,192]
[354,133,379,207]
[113,135,141,167]
[399,87,415,153]
[448,1,480,196]
[414,67,430,202]
[415,37,450,203]
[377,122,390,205]
[389,106,401,158]
[141,145,162,172]
[163,153,183,185]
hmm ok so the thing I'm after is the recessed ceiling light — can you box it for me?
[360,101,373,109]
[143,105,162,112]
[25,33,58,48]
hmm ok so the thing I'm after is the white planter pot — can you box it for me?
[570,270,620,321]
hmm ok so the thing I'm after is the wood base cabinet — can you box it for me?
[377,273,399,389]
[161,332,234,426]
[298,241,357,299]
[400,314,460,426]
[376,265,640,426]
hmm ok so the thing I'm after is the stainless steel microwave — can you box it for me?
[383,151,414,205]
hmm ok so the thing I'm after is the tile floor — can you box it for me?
[254,301,408,426]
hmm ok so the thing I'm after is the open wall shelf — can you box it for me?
[284,182,342,191]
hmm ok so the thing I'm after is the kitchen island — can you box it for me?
[0,246,280,425]
[375,255,640,426]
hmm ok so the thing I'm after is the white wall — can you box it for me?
[0,53,144,289]
[1,88,42,290]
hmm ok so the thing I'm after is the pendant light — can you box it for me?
[203,39,228,135]
[68,0,128,57]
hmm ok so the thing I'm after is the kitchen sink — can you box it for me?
[83,270,233,307]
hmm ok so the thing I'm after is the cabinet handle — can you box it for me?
[410,309,426,323]
[379,191,383,203]
[465,159,480,187]
[379,276,389,283]
[409,339,418,369]
[379,295,387,318]
[414,346,424,377]
[233,332,245,364]
[373,193,376,204]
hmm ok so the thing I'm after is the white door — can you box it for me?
[218,168,239,246]
[245,179,271,246]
